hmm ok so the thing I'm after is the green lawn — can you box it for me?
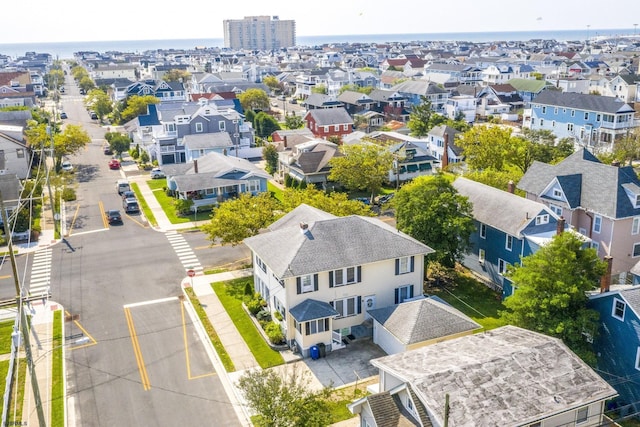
[130,182,157,227]
[212,278,284,369]
[267,181,284,202]
[147,180,212,224]
[427,270,505,331]
[0,357,26,423]
[51,310,64,426]
[0,320,14,354]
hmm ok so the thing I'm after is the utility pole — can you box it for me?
[0,193,46,427]
[443,393,450,427]
[45,125,59,238]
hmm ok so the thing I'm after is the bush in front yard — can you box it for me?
[61,187,76,201]
[246,297,264,315]
[265,322,285,344]
[257,309,271,323]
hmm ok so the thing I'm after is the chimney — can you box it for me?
[299,222,308,232]
[283,135,288,148]
[507,180,515,194]
[611,160,620,167]
[194,159,198,174]
[441,131,449,170]
[556,216,565,235]
[600,255,613,293]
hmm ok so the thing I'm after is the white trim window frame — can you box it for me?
[333,267,357,286]
[505,235,513,251]
[333,296,358,318]
[576,406,588,424]
[635,347,640,371]
[633,243,640,258]
[480,223,486,239]
[612,297,626,321]
[498,259,509,275]
[593,215,602,233]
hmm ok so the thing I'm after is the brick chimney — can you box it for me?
[283,135,288,148]
[600,256,613,293]
[441,132,449,170]
[194,159,198,174]
[507,180,515,194]
[556,216,565,235]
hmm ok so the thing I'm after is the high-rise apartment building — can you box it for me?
[223,16,296,50]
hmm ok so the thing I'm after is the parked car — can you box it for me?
[61,161,73,172]
[355,197,370,205]
[277,95,286,101]
[122,199,139,214]
[60,112,67,119]
[150,168,165,179]
[89,111,98,120]
[106,209,123,225]
[121,190,136,201]
[103,146,113,155]
[289,98,297,104]
[376,193,395,206]
[116,179,130,195]
[109,159,120,169]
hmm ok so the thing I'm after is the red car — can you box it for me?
[109,159,120,169]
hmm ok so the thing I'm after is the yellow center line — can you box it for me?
[98,200,108,228]
[67,204,81,236]
[0,275,11,280]
[124,307,151,390]
[125,213,148,229]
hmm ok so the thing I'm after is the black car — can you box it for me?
[60,112,67,119]
[123,199,139,214]
[121,190,136,201]
[103,146,113,155]
[106,209,123,225]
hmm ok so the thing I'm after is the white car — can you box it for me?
[150,168,165,179]
[61,161,73,172]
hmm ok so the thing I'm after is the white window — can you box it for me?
[246,180,260,193]
[591,241,599,253]
[554,107,558,114]
[498,259,509,275]
[334,125,339,132]
[298,275,316,293]
[535,214,549,225]
[571,110,575,117]
[305,318,329,335]
[480,223,486,239]
[568,123,574,132]
[255,255,266,272]
[634,243,640,258]
[332,267,358,286]
[396,256,413,275]
[219,121,225,131]
[584,112,589,120]
[323,126,329,132]
[540,119,544,126]
[576,406,588,424]
[633,217,640,235]
[406,397,414,414]
[395,285,413,304]
[550,204,563,216]
[479,248,485,264]
[505,235,513,251]
[333,296,358,318]
[612,298,626,321]
[636,195,640,208]
[195,122,203,133]
[593,215,602,233]
[541,106,546,114]
[553,188,562,198]
[635,347,640,371]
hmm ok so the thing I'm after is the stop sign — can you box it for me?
[187,269,196,277]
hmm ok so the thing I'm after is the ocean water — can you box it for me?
[0,28,636,60]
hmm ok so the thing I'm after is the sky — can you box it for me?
[4,0,639,44]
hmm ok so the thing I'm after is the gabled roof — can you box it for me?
[453,177,556,237]
[268,204,336,231]
[244,210,433,278]
[367,297,481,345]
[305,107,353,126]
[289,299,339,322]
[337,91,373,105]
[182,133,233,150]
[507,78,550,94]
[371,325,617,427]
[391,80,447,96]
[531,91,634,114]
[518,148,640,219]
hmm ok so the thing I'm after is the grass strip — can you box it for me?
[0,320,14,354]
[130,182,157,227]
[51,309,64,426]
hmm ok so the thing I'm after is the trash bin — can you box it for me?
[310,345,320,360]
[317,343,326,358]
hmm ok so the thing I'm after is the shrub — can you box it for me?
[257,309,271,322]
[265,322,284,344]
[244,281,254,296]
[273,311,283,321]
[61,187,76,201]
[246,298,264,315]
[173,198,193,216]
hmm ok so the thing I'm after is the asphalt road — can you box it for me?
[48,71,242,426]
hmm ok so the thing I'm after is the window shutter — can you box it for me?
[296,277,301,294]
[357,296,362,314]
[314,274,318,291]
[329,271,334,288]
[357,266,362,282]
[305,322,310,336]
[395,259,400,275]
[394,288,399,304]
[324,318,329,330]
[410,256,415,273]
[409,285,414,299]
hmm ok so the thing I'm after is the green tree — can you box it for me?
[262,143,279,175]
[501,232,606,365]
[78,76,96,94]
[395,174,475,267]
[328,143,393,203]
[254,111,281,137]
[71,66,89,82]
[280,187,374,217]
[456,125,515,171]
[612,128,640,166]
[53,125,91,166]
[162,69,191,83]
[237,366,331,427]
[338,84,374,95]
[85,89,112,120]
[311,84,327,95]
[464,169,523,193]
[45,69,65,91]
[263,75,283,94]
[106,133,131,156]
[238,88,270,112]
[119,95,159,123]
[202,192,281,246]
[407,96,435,137]
[284,113,304,130]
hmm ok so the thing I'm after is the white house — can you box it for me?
[243,204,434,357]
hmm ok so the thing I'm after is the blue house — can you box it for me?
[163,151,270,211]
[453,177,568,298]
[524,91,636,149]
[588,286,640,416]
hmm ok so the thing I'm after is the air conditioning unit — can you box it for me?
[478,259,484,265]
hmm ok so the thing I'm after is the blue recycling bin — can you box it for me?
[310,345,320,360]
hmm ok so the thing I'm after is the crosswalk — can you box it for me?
[165,231,203,275]
[28,248,52,296]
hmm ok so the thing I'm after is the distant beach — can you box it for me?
[0,28,636,60]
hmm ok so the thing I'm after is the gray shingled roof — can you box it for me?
[289,299,339,322]
[269,204,336,231]
[453,177,553,236]
[306,107,353,126]
[244,213,433,278]
[183,132,233,150]
[366,392,421,427]
[371,326,617,427]
[391,80,447,96]
[368,297,480,345]
[517,148,640,219]
[532,91,635,114]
